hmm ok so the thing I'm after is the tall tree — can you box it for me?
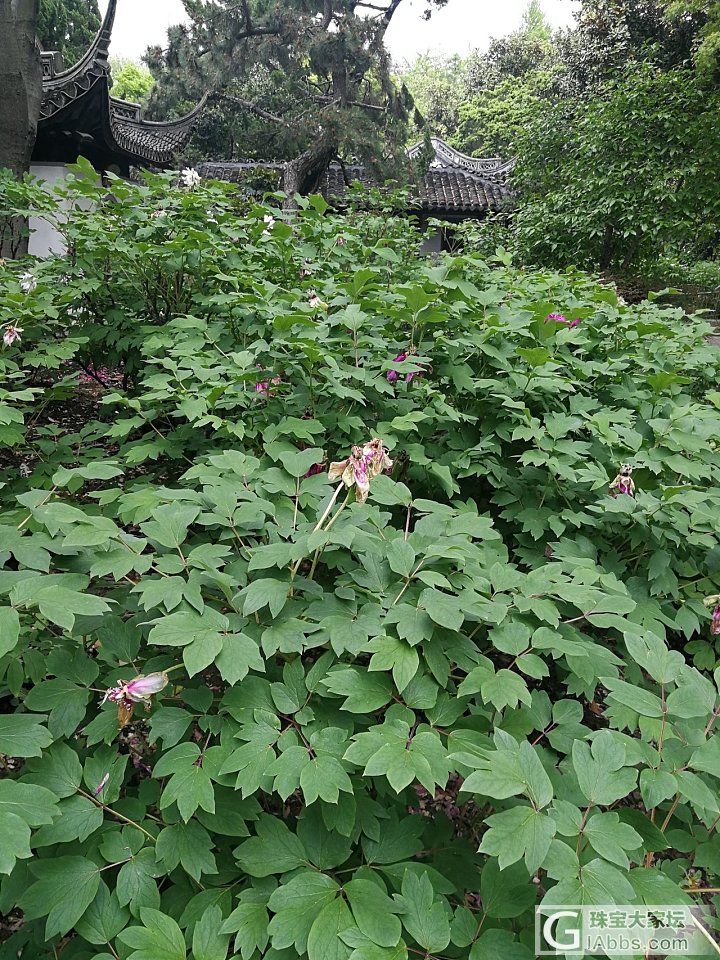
[147,0,450,197]
[38,0,100,65]
[399,53,468,141]
[110,58,155,105]
[520,0,551,40]
[0,0,41,255]
[0,0,41,180]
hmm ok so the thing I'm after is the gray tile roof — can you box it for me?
[199,140,513,216]
[37,0,204,168]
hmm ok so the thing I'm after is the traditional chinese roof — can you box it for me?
[34,0,205,172]
[197,138,514,218]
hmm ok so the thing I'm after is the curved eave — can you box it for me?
[41,0,116,120]
[106,94,210,167]
[408,136,514,182]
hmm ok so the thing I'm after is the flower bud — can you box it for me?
[125,672,169,702]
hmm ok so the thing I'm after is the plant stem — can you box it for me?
[78,788,157,841]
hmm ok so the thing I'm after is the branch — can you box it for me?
[322,0,334,29]
[213,92,290,126]
[382,0,406,22]
[311,94,387,113]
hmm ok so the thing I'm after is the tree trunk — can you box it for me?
[0,0,41,256]
[598,222,615,272]
[284,137,336,209]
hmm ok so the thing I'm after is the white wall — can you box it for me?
[28,163,71,257]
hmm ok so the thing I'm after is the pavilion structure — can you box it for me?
[29,0,512,252]
[198,137,515,231]
[33,0,205,175]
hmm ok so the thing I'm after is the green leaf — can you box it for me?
[118,907,186,960]
[75,881,130,945]
[345,879,401,948]
[470,929,533,960]
[545,858,635,907]
[0,811,32,874]
[322,669,392,712]
[235,814,308,876]
[20,856,101,939]
[220,888,269,959]
[267,871,339,952]
[386,540,416,578]
[156,820,218,881]
[183,631,223,677]
[33,795,104,847]
[0,606,20,657]
[148,606,228,647]
[0,780,59,825]
[480,669,531,711]
[478,805,556,873]
[0,713,52,757]
[368,635,419,693]
[242,578,289,617]
[572,731,638,805]
[141,503,200,549]
[419,588,464,632]
[639,768,677,808]
[480,858,538,919]
[116,848,162,914]
[301,755,353,805]
[307,896,355,960]
[23,741,83,796]
[583,812,643,868]
[193,904,230,960]
[600,676,663,718]
[216,633,264,685]
[397,871,450,953]
[24,677,90,737]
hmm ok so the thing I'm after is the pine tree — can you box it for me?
[146,0,450,198]
[520,0,551,41]
[38,0,101,66]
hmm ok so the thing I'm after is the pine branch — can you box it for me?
[213,92,290,126]
[312,94,387,113]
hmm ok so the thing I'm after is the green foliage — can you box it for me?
[147,0,447,179]
[512,64,720,271]
[38,0,101,66]
[110,59,155,106]
[455,68,558,157]
[1,168,720,958]
[399,53,469,142]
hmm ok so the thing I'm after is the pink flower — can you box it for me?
[609,464,635,497]
[546,313,581,328]
[304,461,326,478]
[308,290,323,309]
[328,437,393,504]
[705,596,720,636]
[387,349,431,385]
[335,236,346,246]
[387,351,407,383]
[102,671,169,707]
[2,325,23,347]
[254,365,282,398]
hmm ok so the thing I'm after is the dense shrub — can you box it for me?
[511,65,720,273]
[1,167,720,959]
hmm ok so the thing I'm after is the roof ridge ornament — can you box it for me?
[408,136,514,181]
